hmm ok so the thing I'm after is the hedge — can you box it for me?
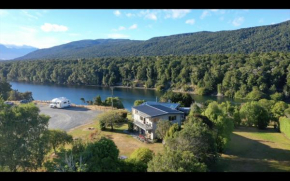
[279,117,290,139]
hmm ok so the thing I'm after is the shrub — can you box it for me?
[279,117,290,139]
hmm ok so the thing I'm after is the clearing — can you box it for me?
[212,126,290,172]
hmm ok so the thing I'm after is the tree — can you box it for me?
[48,130,73,153]
[270,92,284,101]
[0,102,50,171]
[164,123,180,140]
[134,100,146,106]
[155,120,172,140]
[0,78,12,100]
[160,91,194,107]
[188,103,202,116]
[98,110,126,130]
[147,149,206,172]
[103,97,124,109]
[80,97,86,104]
[83,137,120,172]
[246,86,266,101]
[93,95,102,105]
[129,148,154,164]
[204,101,234,152]
[271,101,289,122]
[240,101,270,129]
[165,119,217,166]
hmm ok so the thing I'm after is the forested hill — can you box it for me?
[15,21,290,60]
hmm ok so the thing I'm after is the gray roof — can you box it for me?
[142,101,180,109]
[133,104,184,117]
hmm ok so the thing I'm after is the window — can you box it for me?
[64,102,67,104]
[140,116,143,121]
[169,116,176,121]
[135,110,139,114]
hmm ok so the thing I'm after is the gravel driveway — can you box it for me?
[38,104,103,131]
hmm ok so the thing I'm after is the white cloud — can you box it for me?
[129,24,137,30]
[145,13,157,20]
[138,10,158,20]
[21,10,38,20]
[107,33,129,39]
[185,19,195,25]
[164,9,191,19]
[210,9,219,12]
[232,17,244,26]
[258,18,264,23]
[0,26,61,48]
[200,10,211,19]
[220,17,224,21]
[126,13,135,17]
[114,10,121,16]
[41,23,68,32]
[0,10,8,17]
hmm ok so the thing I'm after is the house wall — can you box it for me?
[132,108,184,140]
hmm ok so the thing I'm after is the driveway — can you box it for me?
[38,104,103,131]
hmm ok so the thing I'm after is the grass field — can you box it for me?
[68,117,163,157]
[212,126,290,172]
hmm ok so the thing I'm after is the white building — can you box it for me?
[132,102,185,140]
[49,97,71,108]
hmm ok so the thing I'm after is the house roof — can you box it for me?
[133,104,184,118]
[142,101,180,109]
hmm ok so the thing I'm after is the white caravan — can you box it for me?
[49,97,71,108]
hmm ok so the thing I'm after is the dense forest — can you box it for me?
[15,20,290,60]
[1,52,290,101]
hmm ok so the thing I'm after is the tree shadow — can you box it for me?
[63,107,90,112]
[212,127,290,172]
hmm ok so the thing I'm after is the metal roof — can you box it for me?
[133,104,184,117]
[142,101,180,109]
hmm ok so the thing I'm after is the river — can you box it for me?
[10,81,247,110]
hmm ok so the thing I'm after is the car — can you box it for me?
[4,101,14,106]
[20,100,30,104]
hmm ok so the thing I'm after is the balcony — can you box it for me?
[133,120,153,130]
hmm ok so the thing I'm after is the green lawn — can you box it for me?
[68,117,163,157]
[212,126,290,172]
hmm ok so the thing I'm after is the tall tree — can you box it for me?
[0,102,50,171]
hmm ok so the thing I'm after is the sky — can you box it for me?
[0,9,289,49]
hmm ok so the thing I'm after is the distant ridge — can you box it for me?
[0,44,38,60]
[15,20,290,60]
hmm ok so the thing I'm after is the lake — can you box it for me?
[10,81,247,110]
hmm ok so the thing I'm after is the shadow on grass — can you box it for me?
[212,127,290,172]
[63,107,91,112]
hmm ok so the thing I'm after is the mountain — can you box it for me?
[16,20,290,60]
[0,44,38,60]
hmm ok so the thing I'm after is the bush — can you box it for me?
[285,108,290,118]
[128,121,134,132]
[279,117,290,139]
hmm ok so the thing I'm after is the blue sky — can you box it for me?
[0,9,289,49]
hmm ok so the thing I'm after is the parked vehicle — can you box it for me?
[49,97,71,108]
[4,101,14,106]
[20,100,30,104]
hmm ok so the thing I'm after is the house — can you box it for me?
[132,102,186,140]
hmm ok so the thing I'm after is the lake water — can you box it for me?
[10,81,247,110]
